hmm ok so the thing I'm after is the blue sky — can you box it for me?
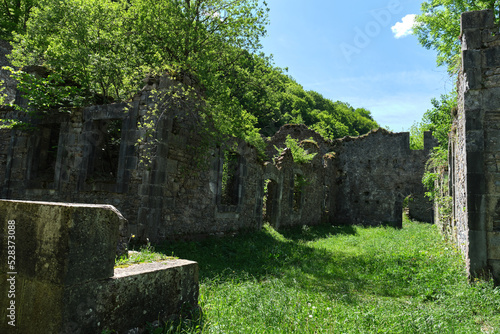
[260,0,453,132]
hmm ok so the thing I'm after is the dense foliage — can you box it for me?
[0,0,36,40]
[409,93,455,150]
[1,0,378,145]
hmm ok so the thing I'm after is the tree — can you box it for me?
[414,0,498,74]
[7,0,377,148]
[9,0,137,103]
[9,0,269,99]
[422,93,455,147]
[408,93,455,150]
[0,0,36,40]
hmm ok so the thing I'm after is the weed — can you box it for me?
[115,244,176,268]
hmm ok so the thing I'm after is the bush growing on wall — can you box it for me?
[274,135,317,164]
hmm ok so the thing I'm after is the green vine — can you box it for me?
[423,146,453,236]
[422,147,448,201]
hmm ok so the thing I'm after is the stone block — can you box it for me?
[468,210,486,231]
[482,29,498,44]
[124,143,136,156]
[0,200,123,285]
[466,109,484,130]
[461,10,495,31]
[488,232,500,260]
[167,158,179,174]
[466,129,485,152]
[467,173,485,195]
[483,87,500,111]
[484,74,500,88]
[463,49,481,69]
[1,259,198,334]
[149,184,165,197]
[467,194,485,214]
[485,45,500,68]
[423,131,437,151]
[462,29,483,50]
[125,156,138,170]
[463,90,482,110]
[468,229,489,275]
[466,151,484,173]
[485,129,500,152]
[464,68,482,90]
[489,259,500,283]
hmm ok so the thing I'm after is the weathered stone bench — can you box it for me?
[0,200,198,333]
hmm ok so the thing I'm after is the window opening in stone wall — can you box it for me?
[221,150,240,206]
[293,174,305,212]
[88,119,122,183]
[402,195,413,220]
[263,179,279,227]
[29,123,60,187]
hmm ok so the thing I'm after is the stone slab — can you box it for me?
[0,200,123,285]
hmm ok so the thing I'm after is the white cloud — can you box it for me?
[391,14,416,39]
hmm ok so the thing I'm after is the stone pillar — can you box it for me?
[456,9,500,280]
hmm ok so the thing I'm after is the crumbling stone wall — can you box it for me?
[0,125,11,188]
[0,76,268,241]
[265,125,433,229]
[331,129,434,227]
[0,74,435,241]
[447,9,500,280]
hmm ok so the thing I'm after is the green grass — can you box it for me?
[115,244,176,268]
[147,220,500,333]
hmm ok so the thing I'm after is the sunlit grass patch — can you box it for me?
[146,220,500,333]
[115,245,176,268]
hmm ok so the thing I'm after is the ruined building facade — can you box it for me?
[0,62,435,243]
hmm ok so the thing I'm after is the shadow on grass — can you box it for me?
[278,223,357,242]
[157,223,353,280]
[155,222,448,304]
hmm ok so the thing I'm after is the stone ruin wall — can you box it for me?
[332,130,435,227]
[447,9,500,281]
[0,52,435,242]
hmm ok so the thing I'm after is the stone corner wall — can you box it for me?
[0,200,199,333]
[450,9,500,281]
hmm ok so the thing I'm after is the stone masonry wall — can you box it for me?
[332,129,434,227]
[0,74,435,241]
[266,125,434,229]
[0,77,268,241]
[449,9,500,280]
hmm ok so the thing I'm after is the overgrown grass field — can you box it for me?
[150,220,500,333]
